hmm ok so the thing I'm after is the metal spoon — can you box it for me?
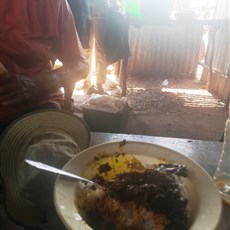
[25,159,95,185]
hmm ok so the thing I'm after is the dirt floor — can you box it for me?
[124,76,228,141]
[73,74,228,141]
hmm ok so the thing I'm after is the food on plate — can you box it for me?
[75,153,189,230]
[81,153,146,180]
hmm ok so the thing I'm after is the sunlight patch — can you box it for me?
[162,88,211,96]
[127,87,146,91]
[162,88,225,108]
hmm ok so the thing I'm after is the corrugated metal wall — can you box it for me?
[202,0,230,105]
[124,0,229,104]
[206,26,229,75]
[127,25,203,78]
[214,0,229,20]
[204,25,230,105]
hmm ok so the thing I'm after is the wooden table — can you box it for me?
[90,132,230,230]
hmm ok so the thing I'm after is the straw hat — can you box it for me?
[0,110,90,229]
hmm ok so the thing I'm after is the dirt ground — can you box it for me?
[73,74,228,141]
[125,76,228,141]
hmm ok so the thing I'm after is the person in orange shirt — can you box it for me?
[0,0,89,134]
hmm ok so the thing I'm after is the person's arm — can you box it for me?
[0,57,88,108]
[0,0,89,111]
[52,56,89,111]
[54,0,89,111]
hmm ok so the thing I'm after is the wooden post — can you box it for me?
[120,57,128,97]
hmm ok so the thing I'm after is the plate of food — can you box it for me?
[54,140,222,230]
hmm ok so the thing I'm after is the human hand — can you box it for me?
[0,73,39,106]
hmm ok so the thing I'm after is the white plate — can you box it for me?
[54,141,222,230]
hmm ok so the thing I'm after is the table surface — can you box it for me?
[90,132,230,230]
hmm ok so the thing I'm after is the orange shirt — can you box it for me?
[0,0,83,121]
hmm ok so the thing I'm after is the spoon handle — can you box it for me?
[25,159,94,185]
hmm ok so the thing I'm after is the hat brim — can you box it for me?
[0,109,90,228]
